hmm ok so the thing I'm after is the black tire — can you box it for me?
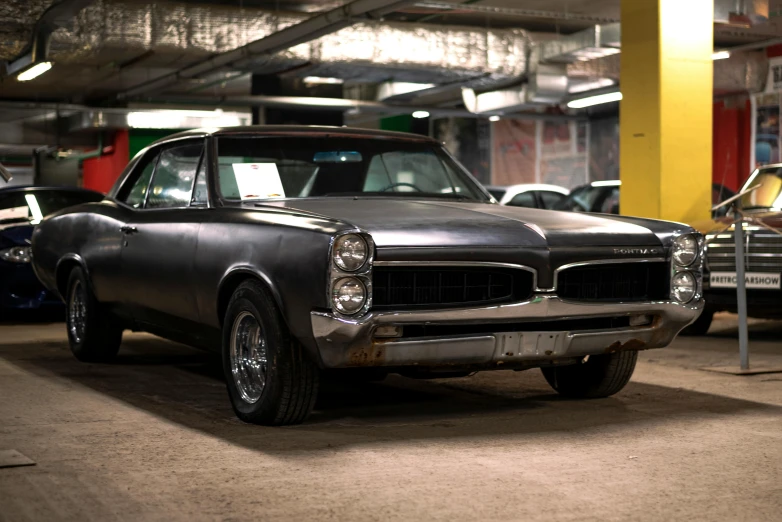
[65,267,123,362]
[222,280,319,426]
[680,309,714,336]
[541,351,637,399]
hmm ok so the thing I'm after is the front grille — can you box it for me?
[372,266,534,310]
[556,262,669,302]
[706,227,782,272]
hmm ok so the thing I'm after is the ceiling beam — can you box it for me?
[120,0,419,100]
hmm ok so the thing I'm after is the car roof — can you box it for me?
[0,185,102,195]
[153,125,440,147]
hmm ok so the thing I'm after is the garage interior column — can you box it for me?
[619,0,713,223]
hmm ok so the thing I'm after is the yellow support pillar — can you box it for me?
[619,0,713,223]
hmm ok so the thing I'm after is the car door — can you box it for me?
[119,139,206,328]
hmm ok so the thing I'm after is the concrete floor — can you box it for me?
[0,313,780,521]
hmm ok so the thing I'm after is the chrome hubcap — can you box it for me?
[230,311,268,404]
[68,280,87,344]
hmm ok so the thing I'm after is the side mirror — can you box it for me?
[0,162,12,183]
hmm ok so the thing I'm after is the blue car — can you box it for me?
[1,186,104,313]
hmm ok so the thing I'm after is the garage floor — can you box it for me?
[1,313,781,521]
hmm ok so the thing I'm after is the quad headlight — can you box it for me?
[672,234,699,267]
[331,277,366,315]
[0,246,32,264]
[671,271,696,303]
[332,234,368,272]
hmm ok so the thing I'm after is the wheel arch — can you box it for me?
[216,267,285,328]
[55,254,91,300]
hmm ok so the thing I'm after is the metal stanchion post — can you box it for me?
[734,221,750,370]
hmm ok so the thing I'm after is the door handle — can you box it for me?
[120,225,138,235]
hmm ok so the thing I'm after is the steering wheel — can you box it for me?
[379,182,424,192]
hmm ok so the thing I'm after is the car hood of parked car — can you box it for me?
[253,198,667,249]
[691,209,782,235]
[0,223,32,248]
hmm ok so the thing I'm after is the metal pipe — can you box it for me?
[120,0,419,99]
[734,221,750,370]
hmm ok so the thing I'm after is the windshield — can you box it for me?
[740,167,782,209]
[0,190,103,225]
[216,136,489,202]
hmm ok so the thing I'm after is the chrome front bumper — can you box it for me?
[310,296,703,368]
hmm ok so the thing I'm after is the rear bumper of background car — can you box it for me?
[310,296,703,369]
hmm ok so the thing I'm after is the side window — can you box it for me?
[508,191,537,208]
[599,188,620,214]
[539,191,566,209]
[123,153,158,209]
[146,142,204,209]
[191,157,208,206]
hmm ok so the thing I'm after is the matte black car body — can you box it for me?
[30,126,704,422]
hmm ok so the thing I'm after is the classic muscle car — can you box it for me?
[689,164,782,334]
[31,126,704,425]
[1,186,104,313]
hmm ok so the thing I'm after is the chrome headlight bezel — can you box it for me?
[332,233,368,272]
[331,277,367,315]
[0,245,32,264]
[669,231,704,304]
[672,233,699,267]
[327,231,374,318]
[671,270,697,304]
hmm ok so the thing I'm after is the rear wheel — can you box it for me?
[222,280,319,425]
[541,351,637,399]
[65,267,123,362]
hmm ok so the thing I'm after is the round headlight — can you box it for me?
[0,246,32,264]
[331,277,366,315]
[671,271,696,303]
[672,234,698,267]
[333,234,368,272]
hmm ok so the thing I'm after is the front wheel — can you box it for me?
[222,280,319,425]
[65,267,123,362]
[541,351,637,399]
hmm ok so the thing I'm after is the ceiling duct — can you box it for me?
[539,23,621,64]
[0,0,530,92]
[566,49,768,94]
[527,64,568,104]
[714,0,769,25]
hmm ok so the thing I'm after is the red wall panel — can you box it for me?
[82,130,129,194]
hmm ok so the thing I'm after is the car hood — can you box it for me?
[695,210,782,235]
[0,223,32,249]
[255,198,664,249]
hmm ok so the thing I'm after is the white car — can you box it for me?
[485,184,570,209]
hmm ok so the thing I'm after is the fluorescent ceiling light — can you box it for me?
[412,110,430,119]
[489,115,501,122]
[591,180,622,187]
[17,62,52,82]
[567,91,622,109]
[303,76,344,85]
[712,50,731,60]
[25,194,43,224]
[126,109,251,129]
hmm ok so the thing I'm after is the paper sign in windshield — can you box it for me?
[232,163,285,200]
[0,206,29,222]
